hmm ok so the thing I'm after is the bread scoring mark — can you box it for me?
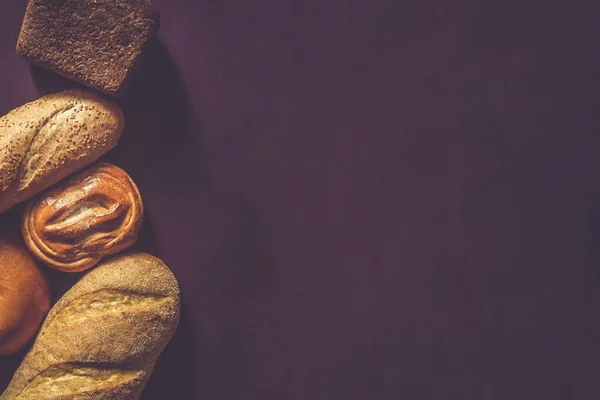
[42,289,172,330]
[14,361,144,399]
[14,105,76,192]
[22,163,143,271]
[43,195,126,240]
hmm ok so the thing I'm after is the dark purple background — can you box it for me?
[2,0,600,398]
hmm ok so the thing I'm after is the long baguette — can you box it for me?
[0,90,124,213]
[1,252,180,400]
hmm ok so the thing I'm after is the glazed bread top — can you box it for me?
[22,163,144,273]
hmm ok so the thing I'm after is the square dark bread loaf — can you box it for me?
[17,0,160,97]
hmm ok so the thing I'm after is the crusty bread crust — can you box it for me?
[0,238,50,357]
[17,0,160,96]
[1,252,181,400]
[0,90,124,213]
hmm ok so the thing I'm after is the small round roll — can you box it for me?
[22,162,144,273]
[0,238,51,356]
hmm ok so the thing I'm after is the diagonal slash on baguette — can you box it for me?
[14,105,76,192]
[10,289,174,399]
[39,289,172,331]
[14,362,146,399]
[1,252,181,400]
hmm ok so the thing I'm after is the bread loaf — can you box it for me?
[1,252,180,400]
[17,0,160,96]
[0,90,124,213]
[0,237,50,357]
[22,163,144,273]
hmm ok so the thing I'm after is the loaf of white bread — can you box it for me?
[1,252,181,400]
[0,90,124,213]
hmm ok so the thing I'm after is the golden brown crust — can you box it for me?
[0,238,50,357]
[22,163,144,273]
[0,90,124,213]
[1,252,180,400]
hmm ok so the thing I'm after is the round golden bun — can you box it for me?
[22,162,144,273]
[0,238,51,356]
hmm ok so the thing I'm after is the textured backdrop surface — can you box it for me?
[1,1,600,399]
